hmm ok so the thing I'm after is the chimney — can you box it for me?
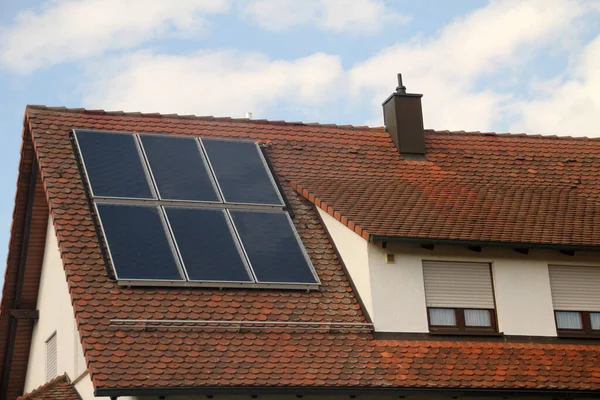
[382,74,425,159]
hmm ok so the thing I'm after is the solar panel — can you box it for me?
[75,129,320,289]
[230,210,318,284]
[165,207,252,282]
[202,139,283,205]
[96,204,183,281]
[140,135,221,202]
[75,130,154,199]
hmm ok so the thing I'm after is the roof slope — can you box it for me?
[11,106,600,394]
[18,375,81,400]
[292,130,600,247]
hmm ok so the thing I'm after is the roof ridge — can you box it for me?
[17,374,75,400]
[25,105,385,132]
[27,105,599,141]
[427,129,600,141]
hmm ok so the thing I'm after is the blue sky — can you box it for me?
[0,0,599,283]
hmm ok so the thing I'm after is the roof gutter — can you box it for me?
[370,235,600,253]
[95,386,600,398]
[0,156,37,400]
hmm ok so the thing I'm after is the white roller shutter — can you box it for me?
[548,265,600,312]
[422,261,495,309]
[46,332,57,381]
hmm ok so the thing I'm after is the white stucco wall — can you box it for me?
[74,373,98,400]
[368,243,429,332]
[318,212,429,333]
[318,209,373,319]
[22,217,114,399]
[319,212,600,336]
[24,217,74,391]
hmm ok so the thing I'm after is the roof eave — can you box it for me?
[0,114,49,400]
[369,235,600,252]
[95,386,600,398]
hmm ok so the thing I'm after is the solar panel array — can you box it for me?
[74,129,319,288]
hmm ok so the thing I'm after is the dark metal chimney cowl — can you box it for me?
[382,74,425,159]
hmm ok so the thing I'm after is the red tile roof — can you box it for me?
[18,375,81,400]
[1,105,600,396]
[292,131,600,247]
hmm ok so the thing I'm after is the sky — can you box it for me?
[0,0,599,282]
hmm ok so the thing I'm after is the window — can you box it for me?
[548,265,600,337]
[46,332,57,381]
[422,261,497,334]
[73,130,319,290]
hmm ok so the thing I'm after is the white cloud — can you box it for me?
[77,0,599,136]
[84,50,343,118]
[511,36,600,136]
[348,0,586,131]
[0,0,229,73]
[242,0,409,34]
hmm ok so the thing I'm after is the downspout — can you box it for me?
[0,156,38,400]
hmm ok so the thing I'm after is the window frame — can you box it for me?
[554,310,600,338]
[423,261,500,336]
[427,307,499,335]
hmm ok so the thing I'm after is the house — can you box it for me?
[1,75,599,400]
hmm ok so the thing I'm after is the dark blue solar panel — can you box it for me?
[165,207,252,282]
[230,211,318,284]
[202,139,283,205]
[97,204,183,281]
[75,130,154,199]
[140,135,220,202]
